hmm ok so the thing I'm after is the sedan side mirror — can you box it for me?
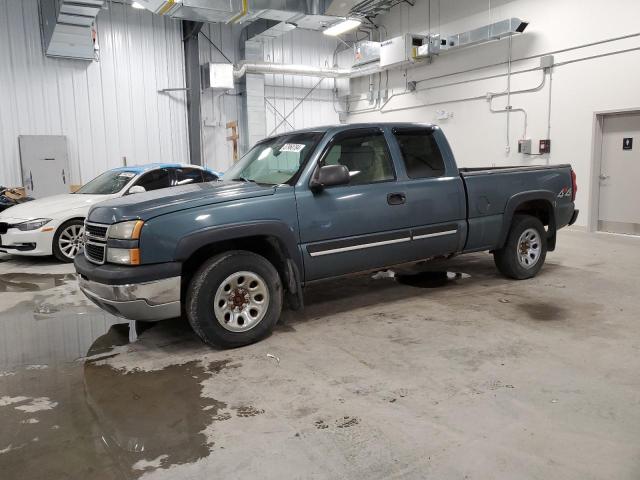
[310,165,350,193]
[128,185,146,195]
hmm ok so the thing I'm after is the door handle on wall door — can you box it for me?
[599,174,609,180]
[387,192,406,205]
[62,169,66,184]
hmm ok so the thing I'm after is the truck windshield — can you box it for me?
[76,170,138,194]
[223,132,324,185]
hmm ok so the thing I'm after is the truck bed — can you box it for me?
[460,163,575,252]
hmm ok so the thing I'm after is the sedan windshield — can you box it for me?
[223,132,324,185]
[76,170,138,194]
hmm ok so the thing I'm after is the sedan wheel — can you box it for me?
[53,220,85,262]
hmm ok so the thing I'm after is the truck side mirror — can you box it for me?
[128,185,146,195]
[310,165,350,192]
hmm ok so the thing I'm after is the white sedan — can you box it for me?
[0,163,219,262]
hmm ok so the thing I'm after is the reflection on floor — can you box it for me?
[1,229,640,480]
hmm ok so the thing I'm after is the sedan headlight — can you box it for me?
[108,220,144,240]
[16,218,51,231]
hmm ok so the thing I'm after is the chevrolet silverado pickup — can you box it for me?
[75,123,579,348]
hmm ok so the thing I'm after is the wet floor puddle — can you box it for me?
[0,323,239,479]
[0,272,76,293]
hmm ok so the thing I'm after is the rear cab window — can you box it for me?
[393,128,445,179]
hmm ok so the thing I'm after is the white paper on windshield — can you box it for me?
[280,144,306,153]
[118,172,136,178]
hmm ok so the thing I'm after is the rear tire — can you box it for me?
[53,219,85,263]
[493,215,547,279]
[186,250,283,348]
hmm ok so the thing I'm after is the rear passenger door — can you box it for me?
[390,127,466,259]
[296,128,412,281]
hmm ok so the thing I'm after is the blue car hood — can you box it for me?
[87,181,276,224]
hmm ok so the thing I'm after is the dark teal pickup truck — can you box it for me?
[75,123,578,348]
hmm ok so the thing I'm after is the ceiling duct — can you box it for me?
[235,17,529,79]
[132,0,342,30]
[432,17,528,54]
[39,0,104,60]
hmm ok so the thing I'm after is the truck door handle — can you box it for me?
[387,192,406,205]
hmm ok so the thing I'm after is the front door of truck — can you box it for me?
[388,126,466,260]
[296,128,412,281]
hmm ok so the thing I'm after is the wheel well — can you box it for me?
[514,200,552,226]
[513,199,556,250]
[180,235,296,300]
[55,217,85,234]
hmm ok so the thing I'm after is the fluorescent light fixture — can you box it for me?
[131,1,145,9]
[323,18,361,36]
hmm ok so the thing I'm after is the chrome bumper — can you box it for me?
[78,276,181,322]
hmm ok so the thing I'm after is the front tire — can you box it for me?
[53,219,85,263]
[493,215,547,279]
[186,251,283,348]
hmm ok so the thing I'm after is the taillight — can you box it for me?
[570,169,577,202]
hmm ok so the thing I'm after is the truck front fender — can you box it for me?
[174,220,302,272]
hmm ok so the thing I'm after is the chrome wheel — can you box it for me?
[213,271,270,332]
[517,228,541,269]
[58,224,85,259]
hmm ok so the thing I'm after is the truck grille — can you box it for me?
[85,241,106,264]
[85,222,108,240]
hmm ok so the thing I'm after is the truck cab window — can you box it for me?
[393,129,445,179]
[321,131,394,186]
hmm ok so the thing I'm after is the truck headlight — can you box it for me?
[16,218,51,231]
[106,248,140,265]
[108,220,144,240]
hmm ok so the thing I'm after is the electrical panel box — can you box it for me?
[539,139,551,154]
[380,34,427,68]
[540,55,554,69]
[518,139,532,154]
[353,41,381,67]
[202,63,235,90]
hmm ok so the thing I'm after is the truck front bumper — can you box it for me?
[75,254,182,322]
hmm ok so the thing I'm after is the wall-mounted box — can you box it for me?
[518,138,532,154]
[202,63,235,90]
[539,139,551,154]
[380,34,427,68]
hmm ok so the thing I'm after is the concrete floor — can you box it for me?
[0,229,639,480]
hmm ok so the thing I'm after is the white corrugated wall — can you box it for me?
[262,29,339,137]
[0,0,189,187]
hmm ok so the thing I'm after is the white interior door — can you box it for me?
[598,114,640,235]
[18,135,70,198]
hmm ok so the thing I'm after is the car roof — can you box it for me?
[110,163,215,174]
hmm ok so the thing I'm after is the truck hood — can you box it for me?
[87,181,276,224]
[0,193,112,222]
